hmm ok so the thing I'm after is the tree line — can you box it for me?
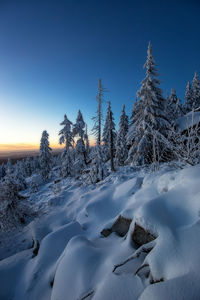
[0,42,200,230]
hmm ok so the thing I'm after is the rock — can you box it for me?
[132,223,156,247]
[112,215,132,237]
[32,240,40,258]
[101,215,132,237]
[101,228,112,237]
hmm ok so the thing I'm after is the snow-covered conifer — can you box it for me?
[30,176,38,193]
[6,158,13,175]
[33,156,40,172]
[184,81,194,113]
[14,161,27,191]
[59,114,73,152]
[127,42,171,165]
[167,89,183,122]
[192,72,200,109]
[72,110,87,176]
[73,110,85,139]
[89,146,108,183]
[126,98,143,163]
[115,104,129,165]
[0,163,6,180]
[102,101,116,170]
[61,151,73,178]
[25,157,32,177]
[59,115,74,177]
[0,172,27,231]
[39,130,52,180]
[92,79,105,146]
[74,139,86,176]
[169,109,200,165]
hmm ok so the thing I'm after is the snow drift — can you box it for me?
[0,164,200,300]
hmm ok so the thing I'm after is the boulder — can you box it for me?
[101,215,132,237]
[132,223,156,247]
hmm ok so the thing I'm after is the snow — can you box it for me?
[1,164,200,299]
[176,111,200,132]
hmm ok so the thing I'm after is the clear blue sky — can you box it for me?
[0,0,199,148]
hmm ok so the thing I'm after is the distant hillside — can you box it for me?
[0,149,62,164]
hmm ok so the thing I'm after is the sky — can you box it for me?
[0,0,200,151]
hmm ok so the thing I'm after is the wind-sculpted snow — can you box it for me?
[1,165,200,299]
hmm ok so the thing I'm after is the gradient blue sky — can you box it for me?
[0,0,200,149]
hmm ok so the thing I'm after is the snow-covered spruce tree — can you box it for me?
[167,89,183,123]
[0,163,6,180]
[102,101,116,169]
[39,130,52,180]
[115,104,129,166]
[73,109,85,139]
[18,159,27,178]
[126,98,144,163]
[127,42,171,166]
[73,110,87,176]
[92,79,105,146]
[30,176,38,193]
[25,157,32,177]
[6,158,13,175]
[0,172,28,231]
[31,156,40,173]
[184,81,194,113]
[59,114,74,177]
[89,145,108,183]
[14,161,27,191]
[169,109,200,166]
[192,72,200,109]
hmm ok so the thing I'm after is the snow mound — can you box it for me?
[1,164,200,299]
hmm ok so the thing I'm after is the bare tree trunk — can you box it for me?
[97,79,102,146]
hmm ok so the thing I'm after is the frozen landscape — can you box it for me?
[1,163,200,300]
[0,12,200,298]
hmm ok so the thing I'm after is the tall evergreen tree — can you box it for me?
[126,98,144,163]
[167,88,182,122]
[6,158,13,175]
[25,157,32,177]
[0,171,28,231]
[73,110,85,139]
[89,145,108,183]
[92,79,105,146]
[127,42,170,165]
[59,114,74,177]
[14,161,27,191]
[73,110,87,175]
[115,104,129,165]
[39,130,52,180]
[0,163,6,180]
[59,114,73,152]
[102,101,116,171]
[192,72,200,109]
[184,81,194,113]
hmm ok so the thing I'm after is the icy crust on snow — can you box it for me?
[1,165,200,299]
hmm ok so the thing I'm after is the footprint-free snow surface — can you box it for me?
[1,164,200,300]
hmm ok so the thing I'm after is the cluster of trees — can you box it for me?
[1,42,200,230]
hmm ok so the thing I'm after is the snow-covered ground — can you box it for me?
[1,164,200,300]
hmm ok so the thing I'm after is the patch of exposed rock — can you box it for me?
[101,215,132,237]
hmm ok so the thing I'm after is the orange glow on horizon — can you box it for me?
[0,143,63,152]
[0,139,96,152]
